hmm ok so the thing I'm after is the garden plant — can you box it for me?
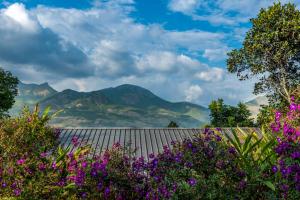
[0,95,299,199]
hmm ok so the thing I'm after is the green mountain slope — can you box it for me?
[11,83,210,128]
[10,82,57,115]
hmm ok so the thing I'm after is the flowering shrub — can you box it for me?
[271,96,300,199]
[1,103,299,199]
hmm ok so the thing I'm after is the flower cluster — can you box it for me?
[272,97,300,199]
[1,104,295,199]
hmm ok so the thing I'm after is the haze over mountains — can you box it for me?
[10,82,267,127]
[10,82,210,127]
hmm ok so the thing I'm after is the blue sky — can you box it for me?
[0,0,299,106]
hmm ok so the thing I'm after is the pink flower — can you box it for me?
[17,159,25,165]
[40,152,47,158]
[52,162,57,169]
[290,103,297,111]
[81,161,88,168]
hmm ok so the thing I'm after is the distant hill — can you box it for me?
[245,96,268,119]
[10,83,210,128]
[10,82,57,115]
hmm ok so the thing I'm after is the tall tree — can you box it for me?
[0,68,19,118]
[227,2,300,107]
[209,99,254,127]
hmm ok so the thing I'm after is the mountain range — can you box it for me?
[10,82,210,127]
[10,82,267,127]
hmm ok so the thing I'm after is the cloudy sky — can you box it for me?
[1,0,299,106]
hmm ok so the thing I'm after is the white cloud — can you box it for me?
[0,2,256,106]
[168,0,300,26]
[195,67,224,81]
[136,51,200,73]
[203,48,228,61]
[0,3,93,79]
[4,3,38,32]
[168,0,200,14]
[185,85,203,102]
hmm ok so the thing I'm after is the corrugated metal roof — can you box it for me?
[59,128,261,160]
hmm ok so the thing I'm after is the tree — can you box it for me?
[0,68,19,118]
[208,99,254,127]
[167,121,179,128]
[227,2,300,107]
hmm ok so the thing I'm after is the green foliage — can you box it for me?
[208,98,254,127]
[0,67,19,118]
[223,127,278,197]
[167,121,179,128]
[0,105,60,158]
[257,105,275,128]
[227,2,300,107]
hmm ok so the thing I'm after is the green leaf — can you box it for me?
[64,183,75,189]
[42,106,51,120]
[224,130,241,154]
[262,181,276,191]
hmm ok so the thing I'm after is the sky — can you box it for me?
[0,0,299,106]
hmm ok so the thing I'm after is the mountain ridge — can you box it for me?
[11,82,210,128]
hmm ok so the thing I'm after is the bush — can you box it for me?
[0,103,299,199]
[271,96,300,199]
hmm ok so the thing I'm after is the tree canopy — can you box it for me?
[167,121,179,128]
[227,2,300,107]
[208,99,254,127]
[0,67,19,118]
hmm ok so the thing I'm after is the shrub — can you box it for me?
[271,96,300,199]
[0,103,298,199]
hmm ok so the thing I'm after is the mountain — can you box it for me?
[10,82,57,115]
[245,96,268,119]
[10,83,210,128]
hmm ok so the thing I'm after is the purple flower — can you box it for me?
[81,161,88,168]
[71,136,79,147]
[238,180,247,190]
[280,184,289,192]
[2,182,7,188]
[228,147,236,154]
[14,189,21,196]
[38,163,46,171]
[291,152,300,159]
[187,178,197,187]
[104,187,110,196]
[11,182,17,189]
[272,165,278,173]
[149,153,155,159]
[215,135,222,141]
[97,182,103,190]
[81,192,87,198]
